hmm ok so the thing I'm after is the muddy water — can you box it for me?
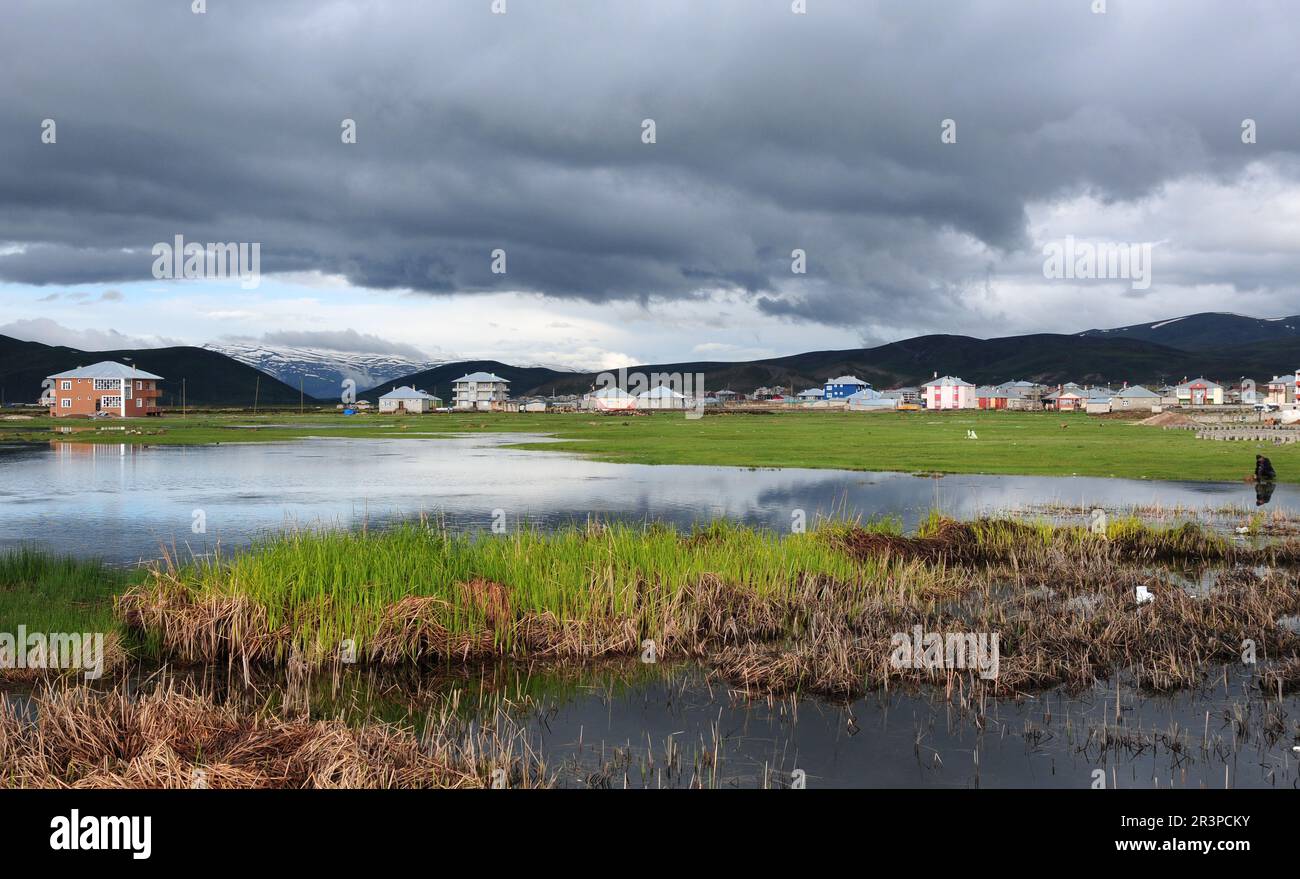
[1,435,1295,564]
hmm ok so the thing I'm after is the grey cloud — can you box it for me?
[0,317,182,350]
[0,0,1297,337]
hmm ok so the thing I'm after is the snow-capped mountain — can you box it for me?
[1077,312,1300,352]
[203,343,446,400]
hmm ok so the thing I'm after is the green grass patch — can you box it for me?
[0,548,132,635]
[5,409,1295,483]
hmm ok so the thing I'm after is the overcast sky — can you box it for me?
[2,0,1298,368]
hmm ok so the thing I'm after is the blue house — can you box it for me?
[823,375,871,400]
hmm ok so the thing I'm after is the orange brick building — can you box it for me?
[47,361,163,417]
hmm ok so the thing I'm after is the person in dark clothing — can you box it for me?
[1256,454,1277,482]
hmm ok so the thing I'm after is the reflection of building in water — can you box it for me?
[50,442,140,459]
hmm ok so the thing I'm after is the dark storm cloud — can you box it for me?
[1,0,1297,332]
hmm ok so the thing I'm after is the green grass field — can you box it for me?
[2,408,1294,483]
[0,549,130,635]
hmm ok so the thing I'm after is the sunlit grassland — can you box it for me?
[3,408,1296,481]
[0,548,130,635]
[152,518,917,657]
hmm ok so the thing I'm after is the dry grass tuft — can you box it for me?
[0,681,548,789]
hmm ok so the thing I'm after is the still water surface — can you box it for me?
[0,435,1293,564]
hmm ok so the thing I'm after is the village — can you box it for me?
[35,361,1300,422]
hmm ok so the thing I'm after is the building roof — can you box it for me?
[825,375,870,386]
[638,386,687,399]
[48,361,164,381]
[1176,377,1223,391]
[379,386,439,400]
[922,376,973,388]
[454,372,510,383]
[797,388,825,398]
[1268,375,1297,385]
[1114,384,1159,398]
[589,386,635,398]
[974,386,1008,398]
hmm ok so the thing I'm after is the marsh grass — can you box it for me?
[0,548,125,633]
[112,514,1300,699]
[0,549,132,680]
[120,517,948,666]
[0,678,548,789]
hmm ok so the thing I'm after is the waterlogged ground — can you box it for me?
[9,661,1294,789]
[2,436,1296,564]
[299,662,1300,789]
[5,434,1300,789]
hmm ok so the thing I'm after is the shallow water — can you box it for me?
[14,661,1295,789]
[0,435,1293,564]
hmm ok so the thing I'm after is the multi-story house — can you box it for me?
[47,361,163,417]
[452,372,510,410]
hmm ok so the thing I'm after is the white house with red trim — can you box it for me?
[1175,377,1224,406]
[922,375,975,410]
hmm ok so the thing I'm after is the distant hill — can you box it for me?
[1079,312,1300,351]
[0,335,308,407]
[11,311,1300,408]
[361,361,584,403]
[367,329,1300,396]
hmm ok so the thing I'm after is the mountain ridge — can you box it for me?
[6,312,1300,408]
[0,335,308,407]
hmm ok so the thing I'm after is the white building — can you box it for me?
[1174,377,1224,406]
[636,385,690,410]
[586,386,637,412]
[378,386,441,413]
[452,372,510,410]
[845,389,897,411]
[922,376,976,410]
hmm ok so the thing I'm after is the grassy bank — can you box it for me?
[117,516,1300,695]
[0,549,127,636]
[0,550,133,679]
[5,409,1297,482]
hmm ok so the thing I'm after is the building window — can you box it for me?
[60,398,71,408]
[60,380,71,390]
[136,398,142,408]
[94,378,117,391]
